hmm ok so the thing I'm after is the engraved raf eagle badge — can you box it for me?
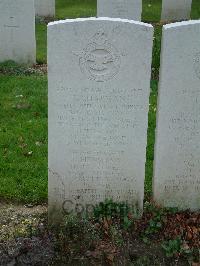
[74,29,121,82]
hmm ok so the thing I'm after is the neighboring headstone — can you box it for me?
[161,0,192,21]
[0,0,36,64]
[48,17,153,223]
[154,21,200,211]
[35,0,55,17]
[97,0,142,21]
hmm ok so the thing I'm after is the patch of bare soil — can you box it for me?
[33,64,47,74]
[0,203,199,266]
[0,203,54,265]
[0,64,47,75]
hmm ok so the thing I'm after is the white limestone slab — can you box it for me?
[35,0,55,17]
[0,0,36,64]
[48,17,153,223]
[97,0,142,21]
[161,0,192,21]
[154,20,200,211]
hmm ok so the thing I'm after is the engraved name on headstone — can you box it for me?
[0,0,36,64]
[154,21,200,211]
[48,18,153,223]
[161,0,192,21]
[97,0,142,21]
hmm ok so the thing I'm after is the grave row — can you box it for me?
[98,0,193,22]
[35,0,194,22]
[48,18,200,223]
[0,0,196,65]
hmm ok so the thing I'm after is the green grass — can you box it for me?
[56,0,96,19]
[142,0,162,22]
[0,66,48,202]
[191,0,200,19]
[1,0,200,203]
[36,24,47,64]
[145,81,158,195]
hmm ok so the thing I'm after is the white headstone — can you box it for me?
[154,21,200,211]
[35,0,55,17]
[97,0,142,21]
[161,0,192,21]
[48,17,153,223]
[0,0,36,64]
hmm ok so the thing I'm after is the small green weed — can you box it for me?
[162,238,199,263]
[93,199,133,229]
[142,203,165,242]
[162,237,182,257]
[141,203,180,244]
[109,225,124,246]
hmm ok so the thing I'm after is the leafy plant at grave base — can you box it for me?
[109,225,124,247]
[64,213,100,244]
[162,237,182,258]
[161,237,196,259]
[138,203,200,264]
[53,213,101,259]
[140,203,165,242]
[93,199,133,229]
[139,203,178,244]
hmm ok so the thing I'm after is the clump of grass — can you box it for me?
[0,67,48,203]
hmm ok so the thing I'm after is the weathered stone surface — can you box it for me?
[35,0,55,17]
[161,0,192,21]
[0,0,36,64]
[97,0,142,21]
[48,17,153,223]
[154,21,200,211]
